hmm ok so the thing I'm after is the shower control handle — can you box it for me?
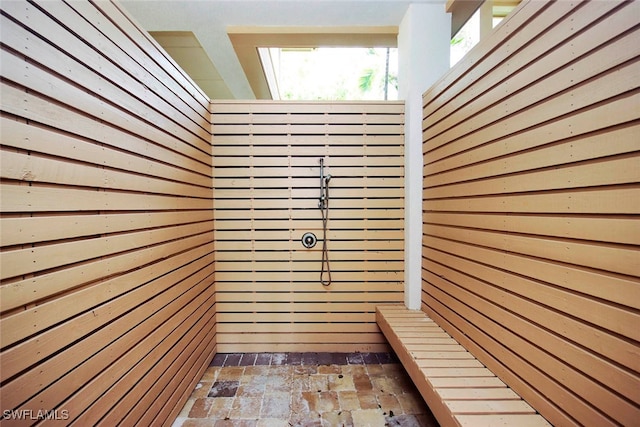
[301,232,317,249]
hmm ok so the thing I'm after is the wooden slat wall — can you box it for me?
[211,101,404,352]
[0,1,215,425]
[421,1,639,426]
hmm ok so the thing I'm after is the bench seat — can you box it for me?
[376,304,551,427]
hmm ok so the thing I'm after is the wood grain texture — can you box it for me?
[376,305,551,427]
[0,1,215,425]
[212,100,405,352]
[421,1,640,426]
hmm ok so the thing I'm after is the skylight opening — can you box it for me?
[450,1,520,67]
[450,9,481,67]
[259,47,398,101]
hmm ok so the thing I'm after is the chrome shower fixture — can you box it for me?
[319,158,331,210]
[318,158,332,286]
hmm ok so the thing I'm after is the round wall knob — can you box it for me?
[301,232,317,248]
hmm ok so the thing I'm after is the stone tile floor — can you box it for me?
[172,352,439,427]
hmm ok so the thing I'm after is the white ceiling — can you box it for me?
[119,0,442,100]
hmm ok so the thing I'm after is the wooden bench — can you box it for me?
[376,304,551,427]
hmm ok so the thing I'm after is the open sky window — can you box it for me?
[258,47,398,100]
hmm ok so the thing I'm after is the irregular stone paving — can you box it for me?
[172,353,439,427]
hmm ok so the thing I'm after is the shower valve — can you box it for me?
[301,232,317,249]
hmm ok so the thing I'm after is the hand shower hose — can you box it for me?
[319,158,331,286]
[320,178,331,286]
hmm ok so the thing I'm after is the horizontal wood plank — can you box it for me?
[376,305,551,427]
[422,1,640,425]
[212,101,404,352]
[0,2,215,425]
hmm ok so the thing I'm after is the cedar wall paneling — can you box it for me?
[0,1,215,425]
[211,101,405,352]
[422,1,639,426]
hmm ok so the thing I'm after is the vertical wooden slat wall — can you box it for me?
[211,101,404,352]
[0,1,215,425]
[421,1,639,426]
